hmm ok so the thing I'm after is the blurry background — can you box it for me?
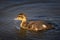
[0,0,60,40]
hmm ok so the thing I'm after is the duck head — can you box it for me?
[15,13,27,22]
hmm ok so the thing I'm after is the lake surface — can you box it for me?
[0,0,60,40]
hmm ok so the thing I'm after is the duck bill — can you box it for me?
[14,18,18,20]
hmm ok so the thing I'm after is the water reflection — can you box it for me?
[16,27,27,40]
[16,26,48,40]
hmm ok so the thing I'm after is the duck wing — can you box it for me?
[27,21,54,30]
[27,21,46,30]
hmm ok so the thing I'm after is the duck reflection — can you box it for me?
[16,27,27,39]
[16,27,47,39]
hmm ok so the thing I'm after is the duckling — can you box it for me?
[15,13,54,31]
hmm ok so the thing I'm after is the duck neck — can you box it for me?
[20,18,27,27]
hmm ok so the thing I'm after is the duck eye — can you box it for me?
[18,16,23,18]
[21,16,23,18]
[18,15,21,17]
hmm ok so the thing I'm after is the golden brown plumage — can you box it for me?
[15,13,54,31]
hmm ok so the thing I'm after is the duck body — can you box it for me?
[21,21,54,31]
[15,13,54,31]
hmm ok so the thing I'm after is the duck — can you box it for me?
[15,13,54,31]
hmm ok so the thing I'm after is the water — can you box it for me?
[0,0,60,40]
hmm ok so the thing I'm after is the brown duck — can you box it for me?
[15,13,54,31]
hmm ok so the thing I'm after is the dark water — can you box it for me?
[0,0,60,40]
